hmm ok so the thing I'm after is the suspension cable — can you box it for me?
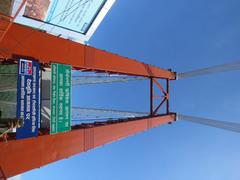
[177,114,240,133]
[177,61,240,79]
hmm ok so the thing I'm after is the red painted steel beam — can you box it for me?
[153,78,167,95]
[0,167,6,180]
[0,0,27,43]
[0,23,176,79]
[0,114,176,178]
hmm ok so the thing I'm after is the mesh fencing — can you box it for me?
[72,75,147,85]
[0,64,17,119]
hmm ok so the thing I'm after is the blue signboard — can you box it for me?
[16,59,40,139]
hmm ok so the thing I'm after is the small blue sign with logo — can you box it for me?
[16,59,40,139]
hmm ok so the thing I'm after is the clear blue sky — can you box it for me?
[17,0,240,179]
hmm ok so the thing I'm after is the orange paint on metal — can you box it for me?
[0,23,176,79]
[153,78,167,95]
[12,0,27,20]
[0,166,6,180]
[0,0,27,43]
[0,13,176,178]
[0,114,176,178]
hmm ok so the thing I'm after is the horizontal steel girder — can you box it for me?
[0,114,176,178]
[0,23,176,79]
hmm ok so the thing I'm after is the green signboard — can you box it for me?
[50,63,71,134]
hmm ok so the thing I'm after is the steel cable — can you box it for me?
[177,61,240,79]
[177,114,240,133]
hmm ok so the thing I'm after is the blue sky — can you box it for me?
[14,0,240,179]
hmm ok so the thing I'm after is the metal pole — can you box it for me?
[166,79,170,114]
[150,78,154,115]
